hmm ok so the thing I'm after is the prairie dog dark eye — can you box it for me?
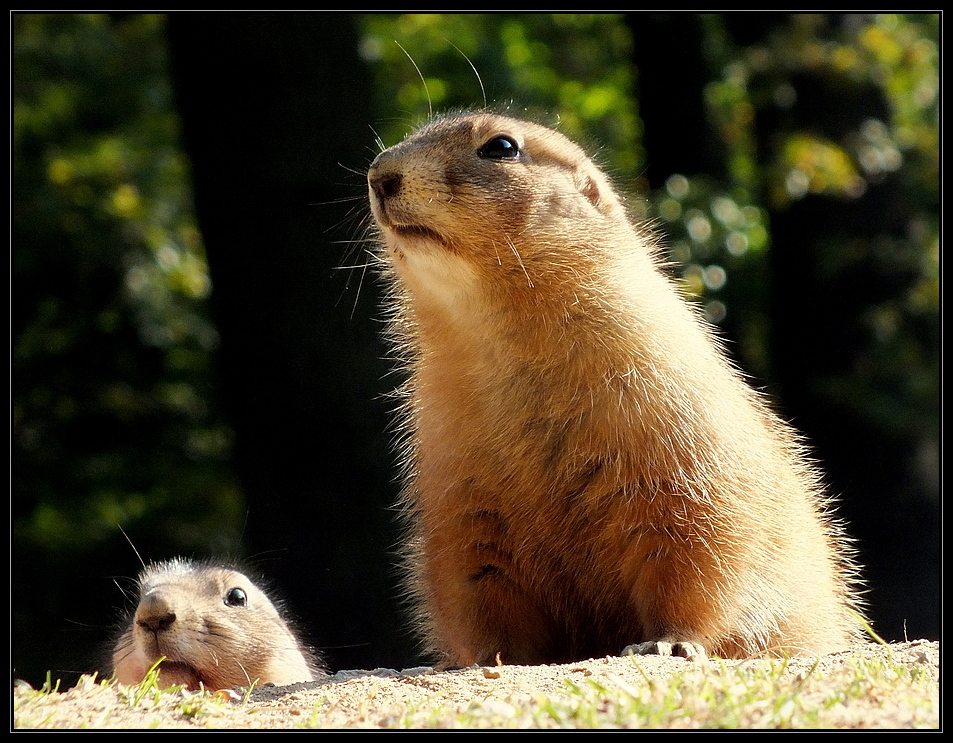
[478,135,520,160]
[224,587,248,607]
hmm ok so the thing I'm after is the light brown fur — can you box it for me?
[367,112,865,666]
[110,558,321,689]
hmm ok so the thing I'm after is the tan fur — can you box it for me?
[367,112,865,666]
[110,559,321,689]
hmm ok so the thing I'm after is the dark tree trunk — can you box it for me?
[166,12,414,672]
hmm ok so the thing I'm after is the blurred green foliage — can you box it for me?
[723,13,939,438]
[13,13,244,559]
[16,12,935,562]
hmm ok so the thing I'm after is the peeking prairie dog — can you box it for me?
[109,559,322,690]
[367,111,865,666]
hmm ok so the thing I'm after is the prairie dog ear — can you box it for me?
[577,171,602,208]
[576,163,624,219]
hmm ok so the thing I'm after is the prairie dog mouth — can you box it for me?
[391,224,443,242]
[155,660,208,691]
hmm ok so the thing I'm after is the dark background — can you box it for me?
[13,13,939,687]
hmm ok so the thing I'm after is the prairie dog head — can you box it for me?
[110,559,319,690]
[367,112,639,315]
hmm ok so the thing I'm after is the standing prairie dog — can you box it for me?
[367,111,865,666]
[109,559,322,690]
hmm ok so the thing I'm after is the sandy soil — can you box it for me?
[13,639,939,729]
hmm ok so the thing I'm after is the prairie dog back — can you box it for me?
[368,112,864,666]
[110,559,321,690]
